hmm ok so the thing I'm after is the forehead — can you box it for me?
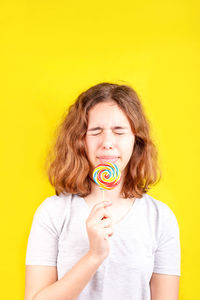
[87,101,131,126]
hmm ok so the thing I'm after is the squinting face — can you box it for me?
[85,101,135,176]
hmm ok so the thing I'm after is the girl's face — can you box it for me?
[85,101,135,175]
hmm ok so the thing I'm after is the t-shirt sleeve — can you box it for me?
[25,196,64,266]
[153,205,181,276]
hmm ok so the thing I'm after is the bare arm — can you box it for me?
[25,265,58,300]
[25,251,104,300]
[150,273,180,300]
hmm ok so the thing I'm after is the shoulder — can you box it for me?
[34,192,72,216]
[140,193,178,219]
[139,194,180,235]
[32,193,73,236]
[140,194,180,241]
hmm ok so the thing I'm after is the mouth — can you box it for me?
[97,156,120,164]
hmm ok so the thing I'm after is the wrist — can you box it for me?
[87,251,106,265]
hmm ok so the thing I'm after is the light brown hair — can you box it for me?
[45,82,161,198]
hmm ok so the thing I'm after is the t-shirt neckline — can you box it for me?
[78,195,140,227]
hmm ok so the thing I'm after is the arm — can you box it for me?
[150,273,180,300]
[25,251,104,300]
[151,204,181,299]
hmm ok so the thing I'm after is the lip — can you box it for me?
[97,156,119,163]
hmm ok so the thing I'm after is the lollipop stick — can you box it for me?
[102,190,106,221]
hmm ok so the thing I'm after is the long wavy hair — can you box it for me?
[45,82,161,199]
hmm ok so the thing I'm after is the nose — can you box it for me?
[103,144,113,150]
[101,130,115,150]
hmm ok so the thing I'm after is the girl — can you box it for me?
[25,82,181,300]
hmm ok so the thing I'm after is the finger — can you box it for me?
[89,201,112,221]
[104,227,114,239]
[99,217,112,228]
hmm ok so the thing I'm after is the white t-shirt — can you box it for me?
[25,193,181,300]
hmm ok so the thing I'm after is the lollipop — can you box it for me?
[92,162,121,228]
[92,162,121,190]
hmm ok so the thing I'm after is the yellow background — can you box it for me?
[0,0,199,299]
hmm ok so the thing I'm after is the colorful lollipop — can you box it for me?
[92,162,121,190]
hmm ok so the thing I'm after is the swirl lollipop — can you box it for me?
[92,162,121,191]
[92,162,121,225]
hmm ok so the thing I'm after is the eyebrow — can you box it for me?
[87,126,129,131]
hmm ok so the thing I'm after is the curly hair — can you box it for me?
[45,82,161,198]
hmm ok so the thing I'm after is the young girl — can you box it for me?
[25,82,181,300]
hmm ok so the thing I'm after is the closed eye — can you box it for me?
[88,130,102,136]
[88,131,127,136]
[114,132,125,135]
[89,131,125,136]
[91,132,101,136]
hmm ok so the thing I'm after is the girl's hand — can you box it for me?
[86,201,114,260]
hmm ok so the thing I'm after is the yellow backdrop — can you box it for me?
[0,0,199,299]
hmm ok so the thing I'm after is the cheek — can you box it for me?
[85,138,97,154]
[121,137,134,156]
